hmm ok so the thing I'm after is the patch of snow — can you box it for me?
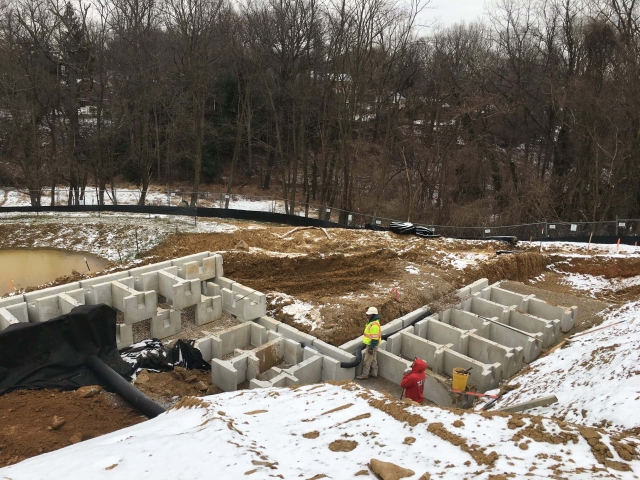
[405,265,420,274]
[2,383,636,479]
[437,251,490,270]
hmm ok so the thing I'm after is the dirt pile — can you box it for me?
[0,389,144,467]
[134,368,218,407]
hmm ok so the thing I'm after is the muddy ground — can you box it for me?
[1,220,639,468]
[0,388,145,467]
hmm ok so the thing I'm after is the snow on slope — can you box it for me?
[491,301,640,431]
[1,383,638,479]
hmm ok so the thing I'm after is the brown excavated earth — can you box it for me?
[2,222,639,470]
[146,229,550,346]
[0,389,145,468]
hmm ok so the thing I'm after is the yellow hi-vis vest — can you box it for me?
[363,320,381,346]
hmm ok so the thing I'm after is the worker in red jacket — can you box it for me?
[401,358,427,403]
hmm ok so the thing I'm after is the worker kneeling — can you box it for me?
[401,358,427,404]
[356,307,381,380]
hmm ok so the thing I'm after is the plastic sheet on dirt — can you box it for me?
[0,304,133,394]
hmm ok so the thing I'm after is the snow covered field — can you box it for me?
[0,188,314,215]
[0,212,237,263]
[1,382,637,479]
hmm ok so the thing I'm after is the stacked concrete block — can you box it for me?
[203,282,221,298]
[256,316,281,332]
[128,262,173,291]
[83,277,135,307]
[158,270,200,310]
[482,281,577,333]
[216,280,267,322]
[376,349,413,384]
[172,252,222,282]
[23,283,81,322]
[112,282,157,324]
[284,355,324,385]
[24,287,86,323]
[151,308,181,339]
[456,278,489,299]
[116,324,133,350]
[522,296,577,333]
[195,295,222,326]
[0,297,28,329]
[439,308,539,363]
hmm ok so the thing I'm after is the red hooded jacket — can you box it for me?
[400,358,427,403]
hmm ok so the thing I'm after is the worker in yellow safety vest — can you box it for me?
[356,307,382,380]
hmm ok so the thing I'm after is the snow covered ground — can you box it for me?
[268,292,324,331]
[0,212,237,263]
[536,271,640,297]
[0,188,317,215]
[488,301,640,431]
[1,382,638,479]
[530,240,640,257]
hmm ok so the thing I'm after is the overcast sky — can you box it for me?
[417,0,489,30]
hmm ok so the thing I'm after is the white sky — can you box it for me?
[417,0,489,30]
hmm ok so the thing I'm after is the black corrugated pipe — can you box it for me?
[86,355,166,419]
[339,310,431,369]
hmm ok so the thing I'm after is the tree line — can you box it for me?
[0,0,639,225]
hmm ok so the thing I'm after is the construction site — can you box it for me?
[1,213,640,479]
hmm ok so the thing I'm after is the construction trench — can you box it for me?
[0,251,577,409]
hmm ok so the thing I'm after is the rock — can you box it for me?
[51,416,66,430]
[76,385,102,398]
[419,474,431,480]
[206,385,218,395]
[184,374,198,383]
[135,370,150,385]
[369,459,415,480]
[519,442,529,450]
[402,437,415,445]
[69,433,84,444]
[236,240,249,251]
[196,381,208,392]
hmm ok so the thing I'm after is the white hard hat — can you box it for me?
[366,307,378,315]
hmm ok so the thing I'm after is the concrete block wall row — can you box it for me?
[199,318,358,391]
[478,282,577,333]
[0,252,231,350]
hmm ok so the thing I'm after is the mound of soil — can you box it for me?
[134,368,219,408]
[0,389,145,467]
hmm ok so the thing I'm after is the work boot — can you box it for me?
[370,373,378,378]
[356,375,369,380]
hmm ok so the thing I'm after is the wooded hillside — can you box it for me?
[0,0,638,225]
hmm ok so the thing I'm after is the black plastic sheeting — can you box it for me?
[0,304,134,394]
[120,339,210,371]
[0,204,351,229]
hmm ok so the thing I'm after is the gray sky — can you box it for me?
[418,0,489,29]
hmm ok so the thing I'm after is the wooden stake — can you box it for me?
[587,231,594,252]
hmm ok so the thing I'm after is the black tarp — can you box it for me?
[0,304,134,394]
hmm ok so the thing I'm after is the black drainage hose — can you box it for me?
[85,355,166,419]
[339,310,431,369]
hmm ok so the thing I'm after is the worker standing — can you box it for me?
[401,358,427,403]
[356,307,382,380]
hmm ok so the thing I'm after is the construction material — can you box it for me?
[497,395,558,413]
[452,367,470,391]
[449,389,499,399]
[278,226,331,240]
[570,320,627,339]
[477,314,543,343]
[85,355,165,419]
